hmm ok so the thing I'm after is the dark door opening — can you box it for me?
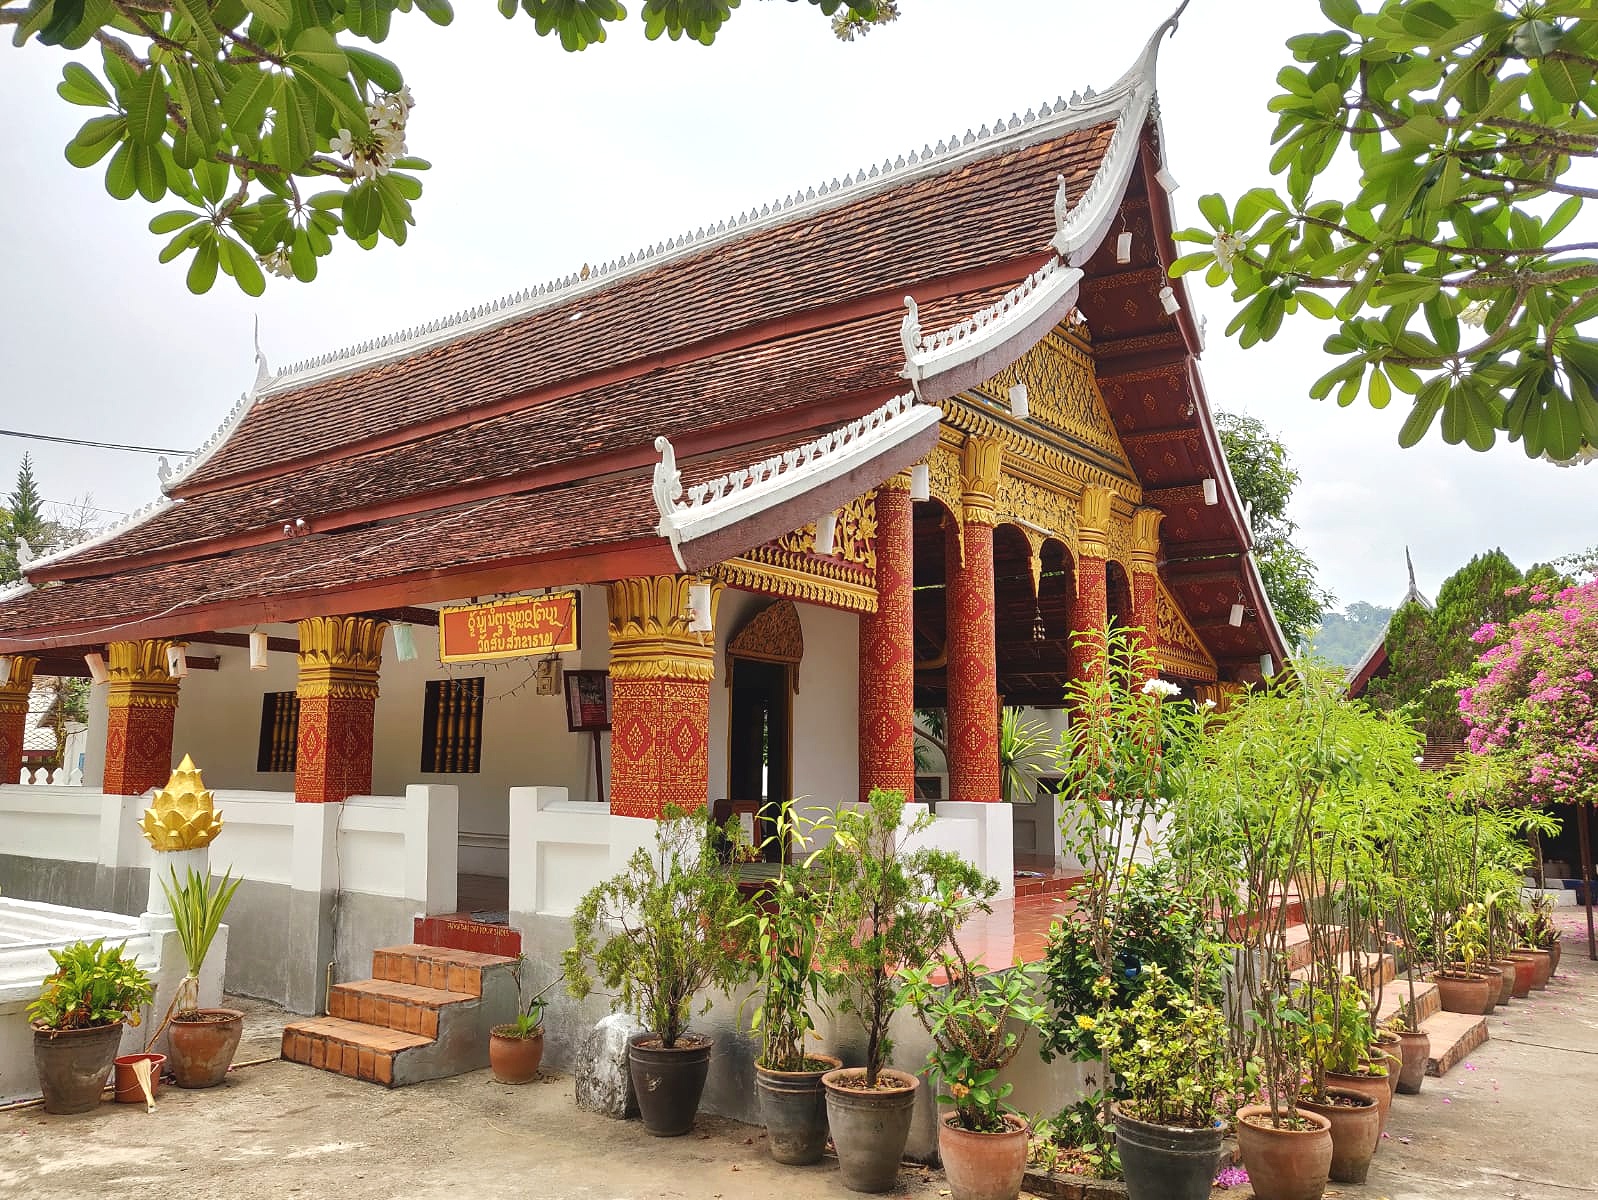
[727,658,792,862]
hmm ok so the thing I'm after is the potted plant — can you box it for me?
[731,807,843,1166]
[489,958,553,1084]
[1521,891,1562,976]
[900,922,1045,1200]
[1434,904,1493,1015]
[1296,977,1383,1182]
[563,808,750,1137]
[158,865,245,1088]
[1090,965,1234,1200]
[997,707,1049,804]
[816,788,995,1194]
[29,938,155,1114]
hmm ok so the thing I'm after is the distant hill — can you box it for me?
[1308,602,1394,669]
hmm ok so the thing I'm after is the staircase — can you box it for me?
[281,944,518,1087]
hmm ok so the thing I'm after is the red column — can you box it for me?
[607,576,718,819]
[1129,507,1164,677]
[103,640,180,795]
[295,617,386,803]
[859,476,916,803]
[946,437,1002,804]
[1067,487,1113,685]
[0,656,37,784]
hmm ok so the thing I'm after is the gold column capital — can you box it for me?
[607,575,719,682]
[1077,486,1114,561]
[1129,507,1164,573]
[0,655,37,712]
[960,437,1003,525]
[106,640,181,710]
[878,470,914,493]
[297,616,387,699]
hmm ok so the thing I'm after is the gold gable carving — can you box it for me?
[1154,577,1218,681]
[973,333,1134,471]
[727,600,805,691]
[773,494,877,569]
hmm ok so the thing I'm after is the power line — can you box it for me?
[0,428,192,457]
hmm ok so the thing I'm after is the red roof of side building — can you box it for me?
[0,13,1289,678]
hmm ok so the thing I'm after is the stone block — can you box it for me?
[574,1012,643,1119]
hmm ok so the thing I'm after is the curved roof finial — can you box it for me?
[1111,0,1191,95]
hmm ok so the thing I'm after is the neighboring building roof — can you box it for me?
[1346,548,1433,698]
[0,11,1287,679]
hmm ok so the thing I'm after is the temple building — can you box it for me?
[0,16,1284,1083]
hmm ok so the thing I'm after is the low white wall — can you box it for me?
[0,786,102,863]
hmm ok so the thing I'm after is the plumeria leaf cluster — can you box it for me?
[3,0,899,294]
[1461,576,1598,805]
[1173,0,1598,461]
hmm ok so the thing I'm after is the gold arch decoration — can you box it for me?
[1154,577,1218,681]
[726,599,805,692]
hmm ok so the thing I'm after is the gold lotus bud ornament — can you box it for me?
[139,754,224,851]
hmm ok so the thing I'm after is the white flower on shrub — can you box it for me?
[1139,678,1182,698]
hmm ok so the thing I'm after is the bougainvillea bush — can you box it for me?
[1461,579,1598,806]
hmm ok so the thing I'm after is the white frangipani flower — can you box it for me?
[1212,230,1245,276]
[258,248,293,279]
[330,129,356,157]
[1460,300,1490,328]
[1140,678,1182,698]
[1202,698,1218,710]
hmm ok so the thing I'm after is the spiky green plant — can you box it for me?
[159,865,242,1014]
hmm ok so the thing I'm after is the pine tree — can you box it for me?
[2,455,51,583]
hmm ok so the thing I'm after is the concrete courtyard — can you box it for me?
[2,927,1594,1200]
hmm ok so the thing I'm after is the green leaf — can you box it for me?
[149,209,202,234]
[1368,368,1392,410]
[219,235,266,297]
[343,181,382,240]
[64,113,126,168]
[345,46,404,93]
[241,0,294,27]
[268,75,315,170]
[288,27,348,76]
[1398,376,1449,448]
[1400,1,1456,41]
[124,67,167,147]
[103,140,137,199]
[58,61,111,108]
[186,234,220,293]
[416,0,454,23]
[1196,193,1229,230]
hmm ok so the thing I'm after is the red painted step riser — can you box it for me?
[413,915,523,958]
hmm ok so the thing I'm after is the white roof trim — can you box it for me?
[901,259,1085,385]
[19,497,179,578]
[653,392,940,569]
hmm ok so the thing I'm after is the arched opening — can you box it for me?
[724,600,802,862]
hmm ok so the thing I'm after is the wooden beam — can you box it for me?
[185,632,299,653]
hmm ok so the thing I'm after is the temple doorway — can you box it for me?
[724,601,803,862]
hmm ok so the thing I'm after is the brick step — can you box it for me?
[414,913,523,957]
[1375,978,1441,1027]
[283,944,519,1088]
[282,1016,432,1086]
[328,979,478,1037]
[371,943,516,997]
[1270,924,1348,973]
[1420,1009,1489,1077]
[1291,950,1396,992]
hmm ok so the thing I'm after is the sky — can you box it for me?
[0,0,1591,612]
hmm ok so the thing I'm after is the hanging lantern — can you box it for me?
[909,464,931,502]
[249,630,269,671]
[814,510,838,557]
[392,623,418,662]
[687,581,714,634]
[1159,285,1180,315]
[1009,384,1030,420]
[1260,653,1275,678]
[166,644,188,679]
[1115,230,1133,264]
[1229,603,1245,628]
[1202,477,1218,506]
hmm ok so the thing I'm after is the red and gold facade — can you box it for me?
[295,616,386,804]
[857,475,915,803]
[103,639,181,796]
[0,655,38,784]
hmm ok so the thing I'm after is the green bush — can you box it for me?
[28,938,154,1031]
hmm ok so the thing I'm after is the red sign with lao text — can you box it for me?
[438,592,580,662]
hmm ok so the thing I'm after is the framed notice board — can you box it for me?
[565,669,612,732]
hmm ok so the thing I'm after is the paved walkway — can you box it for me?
[2,915,1592,1200]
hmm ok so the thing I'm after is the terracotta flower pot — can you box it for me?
[1395,1029,1430,1094]
[1373,1034,1402,1098]
[113,1052,166,1104]
[938,1112,1029,1200]
[1299,1089,1380,1184]
[1433,970,1492,1015]
[755,1053,842,1165]
[33,1022,124,1115]
[1487,960,1516,1005]
[823,1067,920,1194]
[1514,947,1552,989]
[1111,1102,1224,1200]
[168,1008,245,1088]
[1504,954,1535,997]
[1326,1069,1392,1137]
[1548,941,1562,975]
[488,1026,544,1084]
[1235,1103,1332,1200]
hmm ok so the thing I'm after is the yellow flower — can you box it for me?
[1075,1014,1097,1031]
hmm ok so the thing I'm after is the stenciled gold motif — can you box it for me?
[1155,577,1218,680]
[973,332,1133,466]
[775,493,878,569]
[716,551,877,614]
[607,574,718,682]
[297,616,387,699]
[727,599,805,691]
[960,436,1003,525]
[1192,681,1244,712]
[993,472,1077,564]
[0,655,37,713]
[139,753,224,851]
[106,640,180,710]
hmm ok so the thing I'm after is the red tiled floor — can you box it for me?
[935,890,1082,981]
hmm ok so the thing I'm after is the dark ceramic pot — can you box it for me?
[755,1053,842,1165]
[33,1022,124,1114]
[628,1033,711,1137]
[822,1067,919,1194]
[1111,1102,1224,1200]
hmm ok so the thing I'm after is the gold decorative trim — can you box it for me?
[297,616,386,699]
[972,331,1131,464]
[774,493,878,569]
[714,556,877,614]
[1077,486,1114,561]
[727,599,805,691]
[1130,507,1164,571]
[607,575,719,682]
[0,655,37,712]
[960,436,1003,525]
[879,471,913,493]
[106,640,180,709]
[1155,576,1218,681]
